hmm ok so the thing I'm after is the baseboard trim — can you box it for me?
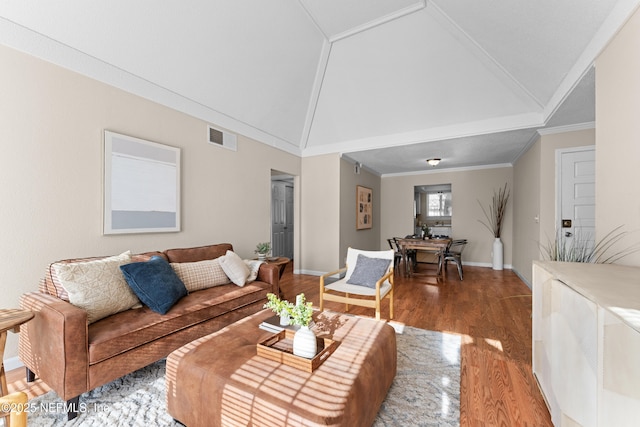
[3,355,24,372]
[297,264,512,275]
[511,268,532,289]
[294,269,326,276]
[459,261,513,270]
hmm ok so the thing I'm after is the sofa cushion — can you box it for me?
[132,251,168,262]
[48,256,111,301]
[45,251,168,301]
[219,250,250,286]
[171,258,230,292]
[164,244,233,263]
[120,256,188,314]
[346,254,392,288]
[87,281,271,364]
[52,251,140,323]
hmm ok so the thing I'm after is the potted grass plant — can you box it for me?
[541,225,640,263]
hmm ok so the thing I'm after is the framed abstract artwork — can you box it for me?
[356,185,372,230]
[103,131,181,234]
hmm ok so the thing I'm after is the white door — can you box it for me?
[284,183,294,259]
[558,147,596,253]
[271,182,286,257]
[271,178,294,259]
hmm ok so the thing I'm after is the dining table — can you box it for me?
[396,237,452,278]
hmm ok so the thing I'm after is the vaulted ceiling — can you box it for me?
[1,0,637,175]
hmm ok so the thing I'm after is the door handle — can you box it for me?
[565,231,573,237]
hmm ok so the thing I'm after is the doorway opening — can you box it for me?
[271,170,294,259]
[414,184,452,238]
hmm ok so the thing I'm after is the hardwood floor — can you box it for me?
[282,261,552,427]
[5,260,552,426]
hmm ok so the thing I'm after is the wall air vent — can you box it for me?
[207,125,237,151]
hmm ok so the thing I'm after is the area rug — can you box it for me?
[27,327,460,426]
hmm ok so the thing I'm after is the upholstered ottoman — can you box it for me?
[166,309,397,427]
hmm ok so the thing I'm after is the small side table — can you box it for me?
[0,309,34,397]
[263,257,290,279]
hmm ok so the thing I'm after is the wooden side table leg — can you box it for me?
[0,331,8,397]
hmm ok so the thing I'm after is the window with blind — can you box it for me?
[427,191,452,217]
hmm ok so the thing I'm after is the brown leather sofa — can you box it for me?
[18,243,279,419]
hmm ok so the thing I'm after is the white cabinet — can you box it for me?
[533,261,640,426]
[599,309,640,426]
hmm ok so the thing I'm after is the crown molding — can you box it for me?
[328,1,426,42]
[0,17,303,158]
[302,112,543,157]
[381,163,512,178]
[543,0,640,122]
[301,39,332,150]
[537,122,595,136]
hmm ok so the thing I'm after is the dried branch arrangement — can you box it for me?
[478,183,510,238]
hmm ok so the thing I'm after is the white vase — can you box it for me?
[279,313,290,326]
[492,237,503,270]
[293,326,317,359]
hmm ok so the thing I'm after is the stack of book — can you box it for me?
[259,315,300,333]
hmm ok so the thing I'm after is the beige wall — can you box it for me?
[299,154,341,274]
[513,139,541,283]
[339,160,382,259]
[0,44,301,360]
[381,167,513,267]
[596,6,640,266]
[512,128,595,284]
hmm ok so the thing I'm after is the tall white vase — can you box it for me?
[293,326,317,359]
[492,237,504,270]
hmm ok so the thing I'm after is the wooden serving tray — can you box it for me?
[257,329,338,372]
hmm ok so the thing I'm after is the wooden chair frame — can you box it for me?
[319,248,395,320]
[0,392,28,427]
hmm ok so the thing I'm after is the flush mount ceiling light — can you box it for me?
[426,158,441,166]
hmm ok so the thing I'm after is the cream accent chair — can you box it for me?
[0,391,28,427]
[319,248,395,320]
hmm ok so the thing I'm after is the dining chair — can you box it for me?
[387,238,403,270]
[438,239,468,280]
[319,247,395,320]
[400,236,418,268]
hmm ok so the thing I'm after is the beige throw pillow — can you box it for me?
[219,250,250,286]
[170,258,230,292]
[53,251,140,323]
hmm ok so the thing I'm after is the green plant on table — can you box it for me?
[290,293,313,327]
[255,242,271,255]
[264,293,313,327]
[264,293,292,317]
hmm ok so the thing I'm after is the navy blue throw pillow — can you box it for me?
[120,256,187,314]
[346,254,391,288]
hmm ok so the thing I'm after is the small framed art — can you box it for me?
[356,185,372,230]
